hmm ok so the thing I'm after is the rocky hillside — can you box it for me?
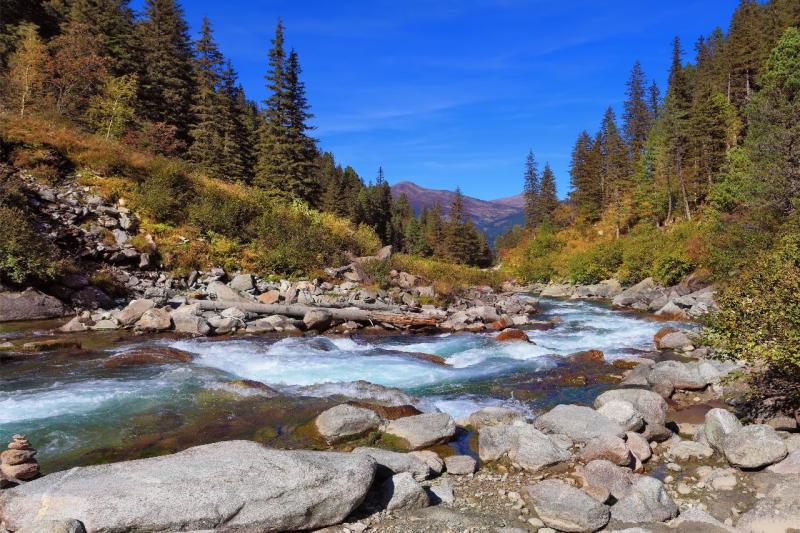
[391,181,524,245]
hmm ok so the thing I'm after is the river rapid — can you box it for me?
[0,297,687,472]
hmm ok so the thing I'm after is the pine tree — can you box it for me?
[648,80,662,119]
[138,0,194,140]
[187,17,226,176]
[662,36,694,221]
[219,60,254,181]
[598,107,631,236]
[623,60,653,159]
[284,48,318,204]
[569,130,603,220]
[746,27,800,214]
[523,150,540,228]
[727,0,767,111]
[539,163,558,222]
[255,21,318,204]
[64,0,135,75]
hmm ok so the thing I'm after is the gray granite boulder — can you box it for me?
[444,455,477,475]
[352,447,431,480]
[534,404,624,443]
[379,472,430,511]
[0,441,376,532]
[721,424,788,469]
[384,413,456,449]
[611,476,678,524]
[525,479,610,532]
[0,289,67,322]
[703,408,742,452]
[315,404,381,443]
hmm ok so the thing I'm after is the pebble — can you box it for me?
[664,475,674,483]
[667,462,682,472]
[528,517,545,528]
[677,482,692,495]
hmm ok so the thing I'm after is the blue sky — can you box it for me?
[134,0,740,200]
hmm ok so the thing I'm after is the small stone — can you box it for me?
[379,472,430,511]
[444,455,477,475]
[677,482,692,495]
[711,475,737,490]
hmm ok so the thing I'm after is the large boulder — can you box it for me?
[206,280,250,303]
[654,330,693,351]
[575,459,635,500]
[580,435,634,466]
[117,299,156,326]
[0,289,68,322]
[534,404,624,443]
[768,448,800,475]
[303,310,333,332]
[314,404,381,443]
[736,475,800,532]
[593,389,668,432]
[508,426,572,472]
[134,308,171,331]
[0,441,376,532]
[443,455,477,475]
[612,278,660,308]
[170,304,211,335]
[721,424,788,469]
[610,476,678,524]
[351,447,431,481]
[647,360,707,390]
[384,413,456,450]
[525,479,610,532]
[703,408,742,452]
[596,400,644,432]
[479,424,570,472]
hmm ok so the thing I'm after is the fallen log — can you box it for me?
[189,300,440,328]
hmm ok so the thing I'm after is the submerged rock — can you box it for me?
[102,347,193,368]
[0,441,376,533]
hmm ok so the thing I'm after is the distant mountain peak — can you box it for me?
[390,181,524,244]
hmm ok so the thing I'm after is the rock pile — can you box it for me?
[0,435,40,487]
[533,276,717,319]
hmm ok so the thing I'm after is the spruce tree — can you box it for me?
[284,48,319,204]
[623,61,653,159]
[727,0,767,111]
[539,163,559,222]
[746,27,800,214]
[255,21,318,205]
[138,0,194,140]
[523,150,540,228]
[187,17,226,176]
[569,131,603,220]
[598,107,631,236]
[662,36,694,221]
[648,80,661,119]
[64,0,135,75]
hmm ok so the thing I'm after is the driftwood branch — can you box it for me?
[190,300,440,328]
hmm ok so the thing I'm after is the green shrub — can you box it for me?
[0,206,60,284]
[566,241,622,284]
[704,230,800,369]
[136,158,191,223]
[514,226,563,283]
[361,258,392,289]
[653,251,694,286]
[187,186,259,238]
[618,232,656,284]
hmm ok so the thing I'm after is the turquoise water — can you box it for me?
[0,298,686,471]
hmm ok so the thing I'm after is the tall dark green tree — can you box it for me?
[746,27,800,214]
[648,80,662,119]
[727,0,767,111]
[569,130,603,220]
[662,36,694,221]
[64,0,135,75]
[523,150,540,228]
[539,163,558,222]
[138,0,194,139]
[598,107,631,236]
[623,60,653,159]
[187,17,226,175]
[255,21,318,204]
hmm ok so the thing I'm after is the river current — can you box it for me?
[0,297,687,472]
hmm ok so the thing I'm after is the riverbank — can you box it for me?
[1,314,797,532]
